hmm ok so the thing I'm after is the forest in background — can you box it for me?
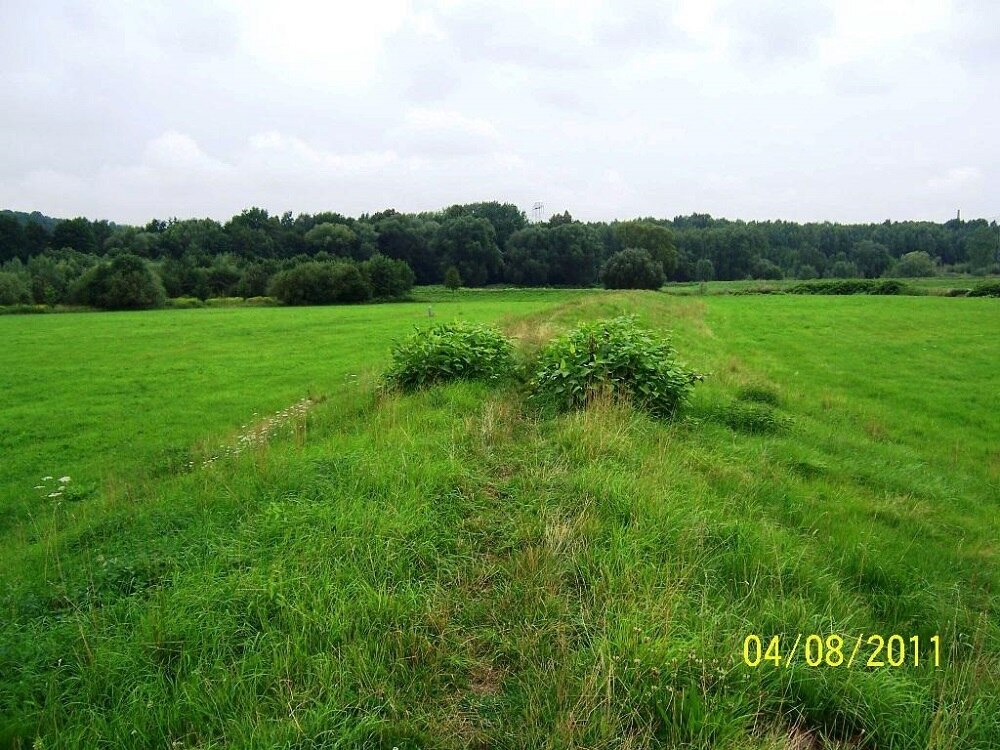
[1,204,997,307]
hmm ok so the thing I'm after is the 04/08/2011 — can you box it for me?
[742,634,941,668]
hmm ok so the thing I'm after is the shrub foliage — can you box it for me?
[72,254,166,310]
[529,316,702,418]
[0,271,31,306]
[968,280,1000,298]
[268,261,373,305]
[601,248,665,290]
[786,279,912,296]
[362,254,415,299]
[382,322,516,391]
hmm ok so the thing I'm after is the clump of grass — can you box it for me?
[718,401,789,434]
[528,316,703,418]
[736,383,781,407]
[381,321,516,392]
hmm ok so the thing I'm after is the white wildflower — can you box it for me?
[59,476,71,483]
[48,492,62,498]
[42,476,53,481]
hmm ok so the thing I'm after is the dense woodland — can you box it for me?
[0,204,997,308]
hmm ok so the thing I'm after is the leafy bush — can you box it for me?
[730,284,784,295]
[968,280,1000,298]
[444,265,462,291]
[695,258,715,282]
[166,296,204,309]
[718,402,788,434]
[329,263,372,302]
[601,248,665,290]
[382,322,516,391]
[529,316,702,418]
[0,271,31,305]
[871,279,908,295]
[828,260,860,278]
[751,258,784,280]
[362,254,415,299]
[205,296,245,307]
[786,279,913,296]
[244,296,277,306]
[72,254,166,310]
[892,250,936,278]
[268,261,373,305]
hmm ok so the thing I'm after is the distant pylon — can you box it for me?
[532,202,544,223]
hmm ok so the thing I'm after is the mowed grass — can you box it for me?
[0,291,590,535]
[1,291,998,748]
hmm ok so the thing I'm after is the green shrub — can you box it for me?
[167,296,204,309]
[268,261,373,305]
[968,280,1000,298]
[382,322,516,391]
[601,248,664,290]
[944,288,971,297]
[529,316,702,418]
[0,271,31,306]
[730,285,784,295]
[786,279,914,296]
[205,296,245,307]
[718,402,788,434]
[362,254,415,299]
[72,254,166,310]
[0,303,48,315]
[736,384,781,406]
[244,295,278,306]
[872,279,908,295]
[891,250,936,277]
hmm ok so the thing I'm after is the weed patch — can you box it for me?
[529,316,703,418]
[382,321,516,391]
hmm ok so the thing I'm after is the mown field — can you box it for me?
[1,290,998,748]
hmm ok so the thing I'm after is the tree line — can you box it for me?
[0,204,997,308]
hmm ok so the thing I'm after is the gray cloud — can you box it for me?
[0,0,996,225]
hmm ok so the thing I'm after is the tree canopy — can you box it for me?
[1,205,997,310]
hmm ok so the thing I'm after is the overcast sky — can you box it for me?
[1,0,996,225]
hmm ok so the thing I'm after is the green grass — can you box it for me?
[2,291,998,748]
[0,294,581,534]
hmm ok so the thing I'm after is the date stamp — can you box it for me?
[742,634,942,668]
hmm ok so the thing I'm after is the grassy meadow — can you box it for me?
[1,290,998,748]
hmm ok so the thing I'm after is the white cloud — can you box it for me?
[390,109,504,156]
[0,129,536,221]
[925,167,982,192]
[0,0,997,224]
[143,132,232,174]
